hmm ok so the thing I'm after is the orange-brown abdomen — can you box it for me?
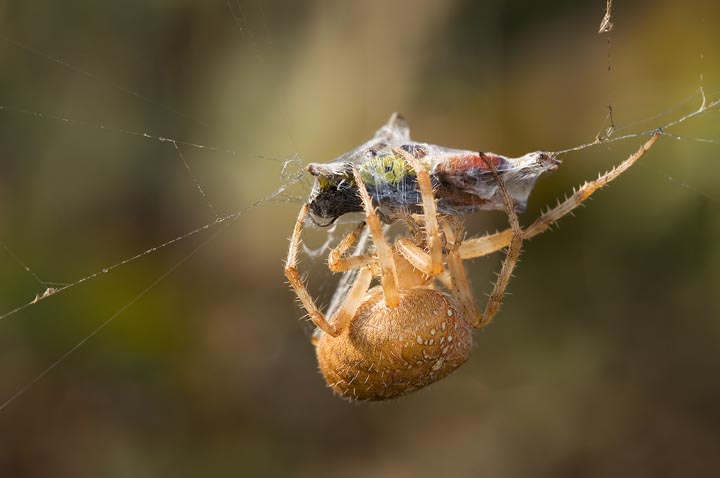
[315,288,472,401]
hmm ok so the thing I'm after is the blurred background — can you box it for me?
[1,0,719,476]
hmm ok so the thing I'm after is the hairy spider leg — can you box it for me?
[394,235,436,275]
[475,153,524,327]
[444,154,524,328]
[393,147,443,275]
[327,221,377,273]
[284,204,373,336]
[326,215,439,293]
[458,132,660,260]
[284,204,336,335]
[352,167,401,307]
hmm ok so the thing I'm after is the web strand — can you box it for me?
[598,0,614,33]
[0,104,242,157]
[1,240,48,288]
[0,169,302,322]
[552,95,720,156]
[172,141,220,219]
[0,215,238,413]
[0,157,302,412]
[2,36,210,128]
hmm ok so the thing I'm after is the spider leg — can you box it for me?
[394,147,443,275]
[395,237,435,275]
[352,168,401,308]
[471,154,524,328]
[284,204,339,336]
[394,237,455,291]
[442,220,480,322]
[326,266,373,337]
[458,132,660,260]
[395,211,468,276]
[327,221,377,273]
[420,156,523,329]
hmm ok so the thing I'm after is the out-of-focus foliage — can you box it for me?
[1,1,719,476]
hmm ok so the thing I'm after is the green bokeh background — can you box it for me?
[1,1,719,476]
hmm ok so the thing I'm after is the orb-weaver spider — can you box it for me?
[284,124,659,401]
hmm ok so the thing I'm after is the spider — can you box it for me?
[284,131,660,401]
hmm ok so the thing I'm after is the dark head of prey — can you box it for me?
[306,182,363,227]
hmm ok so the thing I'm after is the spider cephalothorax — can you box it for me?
[285,115,659,401]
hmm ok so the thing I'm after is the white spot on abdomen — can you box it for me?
[432,359,444,371]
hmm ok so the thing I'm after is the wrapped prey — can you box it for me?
[306,113,559,226]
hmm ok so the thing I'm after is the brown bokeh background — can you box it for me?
[1,1,719,476]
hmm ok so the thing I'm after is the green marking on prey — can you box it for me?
[359,153,413,186]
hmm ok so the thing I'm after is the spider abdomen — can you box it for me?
[315,288,472,401]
